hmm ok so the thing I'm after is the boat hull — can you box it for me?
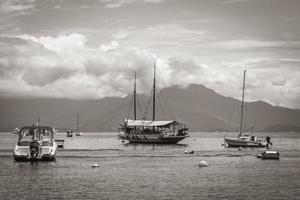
[128,136,187,144]
[13,143,57,162]
[225,137,265,148]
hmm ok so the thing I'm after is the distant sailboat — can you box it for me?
[224,70,265,147]
[119,63,189,144]
[75,112,82,136]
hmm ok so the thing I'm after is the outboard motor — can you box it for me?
[30,139,39,161]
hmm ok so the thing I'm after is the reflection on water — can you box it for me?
[0,132,299,200]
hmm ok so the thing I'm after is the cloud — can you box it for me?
[100,0,166,8]
[210,39,300,50]
[0,33,233,99]
[0,33,159,98]
[222,0,253,4]
[0,32,300,109]
[0,0,36,14]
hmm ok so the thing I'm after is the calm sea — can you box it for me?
[0,132,299,200]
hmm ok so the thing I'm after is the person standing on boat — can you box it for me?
[266,136,272,149]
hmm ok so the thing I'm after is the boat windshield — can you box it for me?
[18,127,53,146]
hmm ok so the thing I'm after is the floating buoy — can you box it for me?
[199,160,208,167]
[121,140,125,143]
[92,164,99,168]
[256,153,263,158]
[184,150,194,154]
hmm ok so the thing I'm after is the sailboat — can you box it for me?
[224,70,265,148]
[75,112,82,136]
[119,64,189,144]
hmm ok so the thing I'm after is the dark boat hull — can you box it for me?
[128,136,187,144]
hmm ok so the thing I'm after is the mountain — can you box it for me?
[0,84,299,132]
[262,125,300,132]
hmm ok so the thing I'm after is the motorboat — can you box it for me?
[13,125,57,161]
[257,150,280,160]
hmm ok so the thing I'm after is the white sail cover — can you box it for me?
[125,119,178,127]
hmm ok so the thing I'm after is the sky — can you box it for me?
[0,0,299,109]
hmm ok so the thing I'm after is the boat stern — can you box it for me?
[13,145,30,161]
[13,142,57,161]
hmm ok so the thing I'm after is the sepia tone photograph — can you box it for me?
[0,0,299,199]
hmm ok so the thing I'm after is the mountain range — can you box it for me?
[0,84,299,132]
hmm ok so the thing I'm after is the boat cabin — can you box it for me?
[17,126,55,146]
[124,119,188,136]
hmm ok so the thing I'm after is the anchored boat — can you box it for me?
[75,112,82,136]
[119,64,189,144]
[13,125,57,161]
[224,70,265,148]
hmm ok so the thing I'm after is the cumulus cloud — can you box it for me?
[0,33,236,99]
[0,0,36,14]
[210,39,300,50]
[100,0,166,8]
[0,32,300,109]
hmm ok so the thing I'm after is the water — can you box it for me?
[0,132,299,200]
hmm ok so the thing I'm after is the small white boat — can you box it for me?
[13,125,57,161]
[75,112,82,136]
[225,135,265,148]
[257,151,280,160]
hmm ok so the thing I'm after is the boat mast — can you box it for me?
[239,70,246,137]
[76,112,80,133]
[134,72,137,120]
[153,62,156,121]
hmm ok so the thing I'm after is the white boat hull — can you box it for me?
[13,143,57,161]
[225,137,265,148]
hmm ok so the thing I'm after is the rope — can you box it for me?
[143,90,153,120]
[225,100,237,132]
[127,95,133,120]
[156,85,175,120]
[136,94,144,119]
[156,88,166,119]
[109,95,131,122]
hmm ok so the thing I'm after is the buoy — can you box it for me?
[238,147,243,151]
[92,164,99,168]
[256,153,263,158]
[121,140,125,143]
[184,150,194,154]
[199,160,208,167]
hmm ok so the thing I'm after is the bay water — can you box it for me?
[0,132,299,200]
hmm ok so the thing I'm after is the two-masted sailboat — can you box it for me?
[224,70,265,147]
[75,112,81,136]
[119,64,189,144]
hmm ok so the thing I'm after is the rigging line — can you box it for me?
[156,85,175,120]
[109,95,132,121]
[136,94,144,119]
[225,72,245,132]
[143,90,153,120]
[155,88,166,119]
[244,90,247,133]
[127,95,133,120]
[225,99,237,132]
